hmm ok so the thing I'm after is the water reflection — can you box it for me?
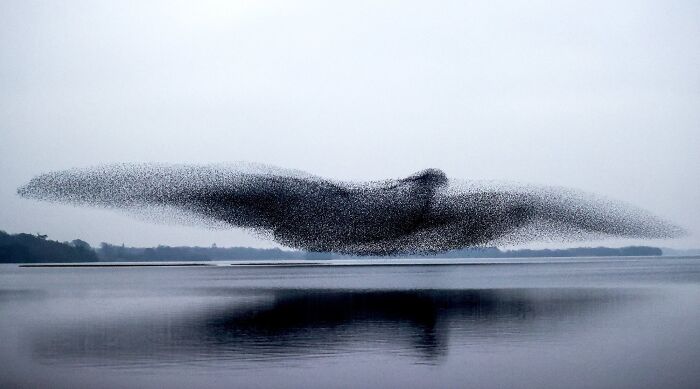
[30,288,643,367]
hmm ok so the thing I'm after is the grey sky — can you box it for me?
[1,0,698,249]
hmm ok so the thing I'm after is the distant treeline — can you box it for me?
[0,230,97,263]
[0,230,665,263]
[433,246,663,258]
[98,243,307,261]
[94,244,664,261]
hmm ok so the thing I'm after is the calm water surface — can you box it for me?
[1,257,700,388]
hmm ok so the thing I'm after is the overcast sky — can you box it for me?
[1,0,698,249]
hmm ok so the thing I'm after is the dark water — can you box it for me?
[1,257,700,388]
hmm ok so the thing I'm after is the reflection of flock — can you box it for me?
[31,288,640,365]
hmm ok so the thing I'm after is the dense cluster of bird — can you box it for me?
[18,163,683,255]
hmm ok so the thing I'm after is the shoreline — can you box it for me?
[15,255,700,268]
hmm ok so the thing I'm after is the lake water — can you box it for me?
[1,257,700,388]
